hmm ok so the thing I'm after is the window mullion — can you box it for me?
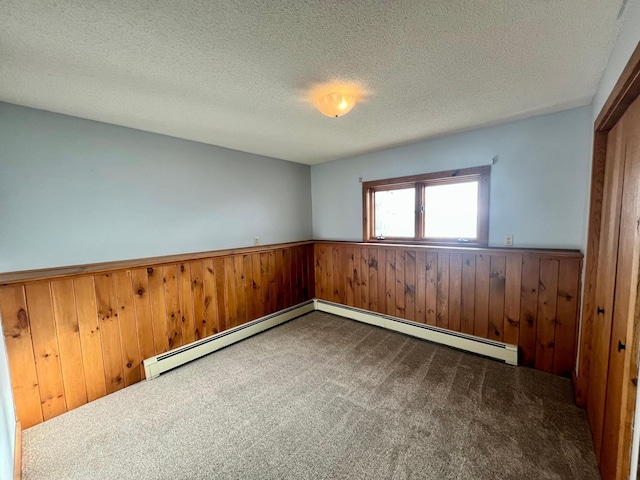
[415,183,424,240]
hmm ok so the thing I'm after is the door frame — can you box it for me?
[576,40,640,479]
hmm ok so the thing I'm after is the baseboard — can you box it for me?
[144,297,518,381]
[14,421,21,480]
[314,299,518,366]
[144,300,316,379]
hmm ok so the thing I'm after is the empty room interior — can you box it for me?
[2,1,640,479]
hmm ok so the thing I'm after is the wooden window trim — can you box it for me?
[362,166,490,247]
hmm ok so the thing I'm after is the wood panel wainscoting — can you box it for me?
[314,241,583,377]
[0,242,315,429]
[0,239,583,432]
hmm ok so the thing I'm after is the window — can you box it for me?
[362,166,490,246]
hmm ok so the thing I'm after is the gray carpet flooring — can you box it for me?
[22,312,599,480]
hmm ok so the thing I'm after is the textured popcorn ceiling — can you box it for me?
[0,1,625,164]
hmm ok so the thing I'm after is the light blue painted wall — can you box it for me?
[312,106,592,250]
[0,318,15,480]
[0,102,313,272]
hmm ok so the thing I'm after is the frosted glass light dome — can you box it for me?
[315,92,356,117]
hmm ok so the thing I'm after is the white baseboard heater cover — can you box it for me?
[144,298,517,381]
[314,299,518,366]
[143,300,315,380]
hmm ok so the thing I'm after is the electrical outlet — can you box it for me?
[504,234,514,246]
[254,237,260,246]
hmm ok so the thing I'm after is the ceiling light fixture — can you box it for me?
[315,92,356,118]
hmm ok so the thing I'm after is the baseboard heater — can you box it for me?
[314,299,518,366]
[144,298,517,380]
[143,300,316,380]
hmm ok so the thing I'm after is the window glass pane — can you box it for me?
[374,188,415,237]
[424,181,478,239]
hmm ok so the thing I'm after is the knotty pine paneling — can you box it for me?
[314,242,583,377]
[0,243,314,429]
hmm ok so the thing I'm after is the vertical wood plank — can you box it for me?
[202,259,219,336]
[214,258,227,332]
[283,248,292,308]
[370,248,381,313]
[536,258,560,373]
[436,253,450,329]
[461,254,476,335]
[286,248,295,307]
[415,251,426,323]
[162,265,182,350]
[147,267,169,354]
[291,247,300,306]
[292,248,300,306]
[234,255,247,325]
[73,276,107,402]
[25,282,67,420]
[333,246,344,304]
[554,259,581,377]
[344,247,355,308]
[130,268,155,376]
[425,252,437,325]
[243,254,255,321]
[448,253,462,332]
[251,253,264,318]
[275,249,285,311]
[113,271,141,387]
[376,248,387,314]
[259,253,270,318]
[305,245,316,300]
[488,256,506,341]
[268,251,277,314]
[360,247,369,311]
[50,278,88,410]
[293,247,300,304]
[327,245,336,303]
[0,285,43,428]
[474,254,490,338]
[300,246,308,303]
[224,257,238,328]
[395,250,405,318]
[314,244,324,299]
[520,256,541,367]
[353,247,362,309]
[503,255,522,346]
[189,261,205,341]
[297,246,306,304]
[385,249,397,317]
[251,254,264,320]
[93,274,125,393]
[313,245,320,300]
[177,263,196,345]
[318,245,328,301]
[404,250,416,322]
[307,244,316,299]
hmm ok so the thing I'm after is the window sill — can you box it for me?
[365,238,488,248]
